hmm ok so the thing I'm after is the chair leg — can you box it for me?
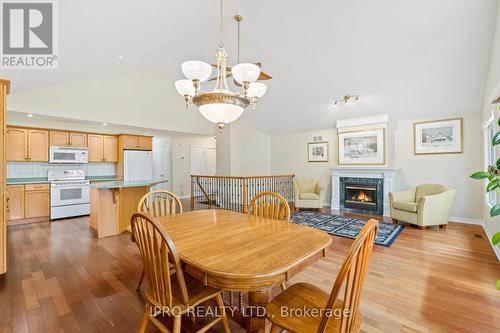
[280,282,286,291]
[138,305,150,333]
[172,316,181,333]
[392,218,398,224]
[136,270,145,291]
[216,294,231,333]
[270,323,282,333]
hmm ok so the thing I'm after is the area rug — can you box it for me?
[290,211,403,247]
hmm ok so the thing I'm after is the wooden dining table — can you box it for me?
[158,209,332,333]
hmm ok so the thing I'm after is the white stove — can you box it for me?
[48,170,90,219]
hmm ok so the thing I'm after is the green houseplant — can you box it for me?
[470,114,500,290]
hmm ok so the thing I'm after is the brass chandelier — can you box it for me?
[175,0,267,132]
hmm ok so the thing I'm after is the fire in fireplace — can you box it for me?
[344,183,378,211]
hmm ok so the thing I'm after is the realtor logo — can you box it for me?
[1,0,58,69]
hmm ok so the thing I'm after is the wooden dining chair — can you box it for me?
[266,219,379,333]
[131,212,231,333]
[248,191,290,291]
[135,190,183,291]
[247,191,291,223]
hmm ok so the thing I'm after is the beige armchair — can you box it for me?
[389,184,456,229]
[293,179,324,211]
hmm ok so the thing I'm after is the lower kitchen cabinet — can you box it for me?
[7,184,50,225]
[7,185,24,220]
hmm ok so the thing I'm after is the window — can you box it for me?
[484,111,497,208]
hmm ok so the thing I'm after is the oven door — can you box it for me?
[51,183,90,207]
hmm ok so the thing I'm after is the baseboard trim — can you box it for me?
[448,216,484,225]
[483,223,500,262]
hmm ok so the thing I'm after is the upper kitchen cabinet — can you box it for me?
[6,127,27,161]
[88,134,118,162]
[103,136,118,162]
[28,129,49,161]
[49,131,87,147]
[70,132,87,147]
[49,131,69,146]
[120,135,152,150]
[7,127,48,162]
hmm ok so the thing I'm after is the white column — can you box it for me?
[331,172,340,211]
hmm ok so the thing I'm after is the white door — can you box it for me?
[152,144,171,191]
[191,146,206,175]
[205,148,216,176]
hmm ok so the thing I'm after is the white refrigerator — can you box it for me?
[123,150,153,182]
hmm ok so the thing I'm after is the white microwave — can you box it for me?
[49,146,88,164]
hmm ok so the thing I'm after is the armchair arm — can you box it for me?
[316,183,325,205]
[389,187,416,203]
[417,189,456,226]
[293,180,300,203]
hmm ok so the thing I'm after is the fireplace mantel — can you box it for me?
[330,167,398,216]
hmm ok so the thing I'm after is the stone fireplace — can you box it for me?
[330,167,398,217]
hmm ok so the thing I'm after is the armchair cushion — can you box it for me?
[393,201,418,213]
[299,193,320,200]
[295,179,319,194]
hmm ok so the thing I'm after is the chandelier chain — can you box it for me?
[219,0,224,48]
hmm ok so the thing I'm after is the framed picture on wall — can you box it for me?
[338,128,386,165]
[413,118,463,155]
[308,141,329,162]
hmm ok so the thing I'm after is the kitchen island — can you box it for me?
[89,179,168,238]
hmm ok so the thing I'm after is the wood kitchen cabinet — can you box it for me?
[28,129,49,161]
[6,127,27,161]
[121,135,152,150]
[7,185,24,220]
[50,131,87,147]
[6,127,48,162]
[7,184,50,224]
[25,186,50,219]
[88,134,118,162]
[70,132,87,147]
[1,79,9,275]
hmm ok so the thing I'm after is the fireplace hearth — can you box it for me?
[340,177,384,215]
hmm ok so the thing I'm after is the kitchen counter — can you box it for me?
[90,179,168,189]
[6,175,121,185]
[90,179,167,238]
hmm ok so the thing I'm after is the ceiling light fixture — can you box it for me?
[332,95,361,107]
[175,0,268,132]
[102,122,107,126]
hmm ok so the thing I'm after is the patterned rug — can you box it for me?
[290,211,404,247]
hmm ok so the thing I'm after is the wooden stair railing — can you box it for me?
[190,174,295,213]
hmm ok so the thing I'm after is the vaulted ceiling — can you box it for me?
[2,0,499,134]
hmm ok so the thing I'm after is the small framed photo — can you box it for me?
[414,118,463,155]
[338,128,386,165]
[308,141,329,162]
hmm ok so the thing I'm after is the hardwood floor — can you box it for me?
[1,203,499,333]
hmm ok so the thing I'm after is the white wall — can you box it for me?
[7,70,217,136]
[394,113,483,220]
[171,135,216,197]
[271,129,336,204]
[216,123,271,176]
[271,114,483,219]
[482,4,500,255]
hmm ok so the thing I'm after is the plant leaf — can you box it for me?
[470,171,490,179]
[497,280,500,290]
[490,204,500,217]
[492,232,500,246]
[496,158,500,169]
[493,131,500,146]
[487,179,500,192]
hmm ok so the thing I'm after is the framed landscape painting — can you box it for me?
[414,118,463,155]
[338,128,386,165]
[308,141,329,162]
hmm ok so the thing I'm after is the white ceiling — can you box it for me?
[1,0,499,135]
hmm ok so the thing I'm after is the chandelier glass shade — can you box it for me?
[174,0,267,132]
